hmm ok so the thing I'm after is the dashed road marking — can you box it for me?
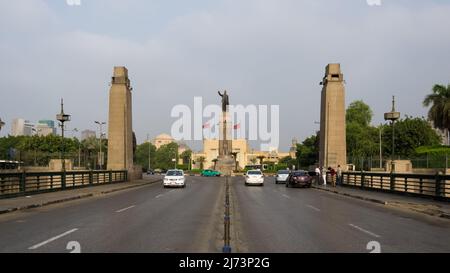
[116,205,136,213]
[306,205,321,212]
[349,224,381,238]
[28,228,78,250]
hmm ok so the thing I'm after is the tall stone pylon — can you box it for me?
[319,64,347,170]
[107,67,134,171]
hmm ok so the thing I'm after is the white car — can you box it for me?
[245,170,264,186]
[163,169,186,188]
[275,170,290,184]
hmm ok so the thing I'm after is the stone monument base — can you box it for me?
[216,155,235,176]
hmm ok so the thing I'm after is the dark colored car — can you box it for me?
[286,171,313,188]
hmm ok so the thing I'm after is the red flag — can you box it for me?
[233,123,241,130]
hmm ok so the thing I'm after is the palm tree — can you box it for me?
[212,158,219,170]
[197,156,206,170]
[423,84,450,145]
[231,152,239,171]
[257,155,266,165]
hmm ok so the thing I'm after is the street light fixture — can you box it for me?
[0,118,5,132]
[95,121,106,170]
[56,99,71,173]
[384,96,400,173]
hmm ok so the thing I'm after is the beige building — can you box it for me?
[192,138,291,170]
[152,133,176,149]
[150,133,191,165]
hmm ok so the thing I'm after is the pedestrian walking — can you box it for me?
[337,165,343,186]
[321,166,327,186]
[328,167,336,187]
[315,166,321,185]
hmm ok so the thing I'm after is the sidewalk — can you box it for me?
[312,184,450,220]
[0,176,162,215]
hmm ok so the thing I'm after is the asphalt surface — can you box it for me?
[0,175,449,253]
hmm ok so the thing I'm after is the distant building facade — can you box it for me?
[192,138,290,170]
[152,133,176,149]
[11,118,33,136]
[81,130,96,140]
[35,120,56,136]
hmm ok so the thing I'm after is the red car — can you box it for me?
[286,171,313,188]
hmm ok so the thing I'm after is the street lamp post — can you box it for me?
[147,134,152,172]
[95,121,106,170]
[379,124,383,169]
[384,96,400,173]
[56,99,71,175]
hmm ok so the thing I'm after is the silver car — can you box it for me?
[275,170,290,184]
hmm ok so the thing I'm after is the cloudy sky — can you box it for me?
[1,0,450,151]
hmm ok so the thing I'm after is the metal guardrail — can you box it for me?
[336,171,450,201]
[0,170,128,199]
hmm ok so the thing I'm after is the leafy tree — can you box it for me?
[135,142,157,171]
[153,142,178,170]
[346,100,374,127]
[180,150,192,165]
[382,116,441,158]
[296,134,319,168]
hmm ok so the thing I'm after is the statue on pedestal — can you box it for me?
[218,90,229,113]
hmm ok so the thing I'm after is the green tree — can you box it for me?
[346,100,374,127]
[154,142,179,170]
[296,134,319,168]
[423,84,450,142]
[135,142,157,171]
[346,100,379,160]
[180,150,192,165]
[382,116,441,158]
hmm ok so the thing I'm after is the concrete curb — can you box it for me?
[312,185,450,220]
[0,179,162,216]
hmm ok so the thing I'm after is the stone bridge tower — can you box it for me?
[319,64,347,170]
[107,67,134,172]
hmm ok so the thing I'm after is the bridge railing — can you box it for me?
[335,171,450,201]
[0,170,128,199]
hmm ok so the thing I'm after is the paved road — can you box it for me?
[0,176,449,253]
[231,176,450,253]
[0,176,224,253]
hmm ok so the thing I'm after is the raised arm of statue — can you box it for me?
[218,91,223,97]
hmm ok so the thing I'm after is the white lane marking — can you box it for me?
[156,194,164,198]
[282,194,290,199]
[306,205,321,212]
[349,224,381,238]
[115,205,135,213]
[28,228,78,250]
